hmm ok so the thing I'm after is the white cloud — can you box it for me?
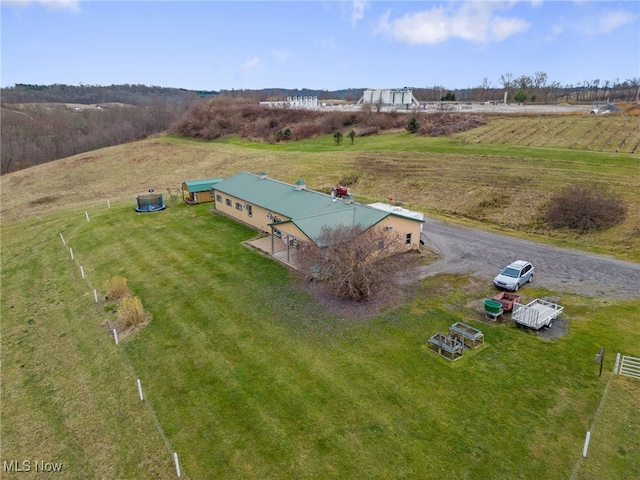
[375,2,531,45]
[240,57,263,79]
[271,49,292,62]
[350,0,368,27]
[317,36,338,50]
[594,10,637,34]
[3,0,81,13]
[546,21,565,41]
[565,8,637,36]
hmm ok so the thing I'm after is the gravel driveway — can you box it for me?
[418,217,640,300]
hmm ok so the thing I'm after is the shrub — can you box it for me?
[116,296,150,330]
[417,113,485,137]
[514,89,527,103]
[297,225,413,301]
[545,184,627,231]
[406,116,420,133]
[103,275,129,302]
[293,124,321,140]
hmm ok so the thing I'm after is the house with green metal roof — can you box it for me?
[181,178,223,204]
[212,172,423,258]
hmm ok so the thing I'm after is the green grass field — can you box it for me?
[3,199,638,479]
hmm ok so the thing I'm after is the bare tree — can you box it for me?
[533,71,547,102]
[592,79,600,104]
[297,224,413,301]
[500,72,513,102]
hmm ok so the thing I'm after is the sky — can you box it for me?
[1,0,639,92]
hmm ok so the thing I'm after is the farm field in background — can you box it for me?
[458,115,640,153]
[2,202,639,479]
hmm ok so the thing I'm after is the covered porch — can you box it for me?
[245,234,303,270]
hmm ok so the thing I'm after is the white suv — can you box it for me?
[493,260,534,292]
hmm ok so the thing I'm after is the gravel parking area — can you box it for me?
[419,216,640,300]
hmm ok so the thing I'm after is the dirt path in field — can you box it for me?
[418,217,640,300]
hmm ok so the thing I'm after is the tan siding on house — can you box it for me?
[213,185,422,251]
[213,190,293,234]
[380,215,423,249]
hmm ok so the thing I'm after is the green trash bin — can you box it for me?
[483,299,503,314]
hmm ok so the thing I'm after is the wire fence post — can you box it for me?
[582,431,591,457]
[113,329,119,345]
[70,248,74,260]
[85,211,90,222]
[173,452,181,477]
[137,379,144,401]
[60,233,66,245]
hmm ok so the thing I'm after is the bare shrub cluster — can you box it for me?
[417,113,486,136]
[102,276,151,338]
[297,225,415,301]
[116,296,150,330]
[171,103,422,143]
[545,184,627,231]
[103,275,130,302]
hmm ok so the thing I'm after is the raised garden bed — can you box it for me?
[449,322,484,349]
[428,332,464,361]
[491,291,521,311]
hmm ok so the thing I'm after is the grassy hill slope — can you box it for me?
[2,115,639,261]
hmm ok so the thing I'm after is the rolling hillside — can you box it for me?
[2,114,639,261]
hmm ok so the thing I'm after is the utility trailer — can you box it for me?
[512,299,564,330]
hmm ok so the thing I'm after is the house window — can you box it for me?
[247,205,252,218]
[225,198,232,207]
[216,194,222,202]
[405,233,412,246]
[235,202,242,211]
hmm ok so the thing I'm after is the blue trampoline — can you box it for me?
[135,193,166,212]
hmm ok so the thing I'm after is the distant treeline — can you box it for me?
[1,101,191,174]
[1,83,209,105]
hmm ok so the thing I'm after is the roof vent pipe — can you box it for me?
[259,172,267,179]
[295,179,306,191]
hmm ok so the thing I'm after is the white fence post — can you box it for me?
[60,233,66,245]
[85,211,90,222]
[173,452,181,477]
[137,379,144,401]
[113,329,119,345]
[94,289,98,303]
[80,266,85,279]
[70,248,74,260]
[107,200,111,209]
[582,431,591,457]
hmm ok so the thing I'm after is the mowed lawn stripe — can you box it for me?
[1,215,175,479]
